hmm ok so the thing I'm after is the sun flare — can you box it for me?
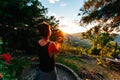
[58,17,86,34]
[59,26,86,34]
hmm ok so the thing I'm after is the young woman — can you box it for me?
[35,22,62,80]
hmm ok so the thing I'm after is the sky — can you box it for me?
[39,0,89,34]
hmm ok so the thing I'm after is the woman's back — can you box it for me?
[37,41,55,72]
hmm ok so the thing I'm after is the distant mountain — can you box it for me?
[64,32,120,47]
[115,35,120,45]
[64,33,82,42]
[64,32,92,48]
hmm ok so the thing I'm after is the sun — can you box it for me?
[59,26,86,34]
[57,17,87,34]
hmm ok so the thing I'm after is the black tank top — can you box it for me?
[37,42,55,72]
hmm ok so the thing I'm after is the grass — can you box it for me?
[56,55,83,73]
[56,55,89,76]
[56,55,120,80]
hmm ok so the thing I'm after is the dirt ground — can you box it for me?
[78,55,120,80]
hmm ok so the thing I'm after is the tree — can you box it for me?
[47,16,60,30]
[0,0,48,51]
[79,0,120,32]
[81,26,117,64]
[0,0,60,53]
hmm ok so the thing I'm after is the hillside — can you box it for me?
[64,33,92,48]
[115,34,120,45]
[64,32,120,48]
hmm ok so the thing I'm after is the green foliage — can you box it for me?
[56,56,83,74]
[81,29,119,65]
[47,16,60,30]
[98,33,114,45]
[11,58,31,79]
[88,46,101,55]
[0,0,48,52]
[0,61,15,79]
[0,0,47,26]
[60,43,82,55]
[79,0,120,32]
[0,54,15,79]
[0,0,61,54]
[0,52,31,79]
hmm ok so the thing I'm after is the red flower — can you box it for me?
[2,53,12,64]
[0,73,3,78]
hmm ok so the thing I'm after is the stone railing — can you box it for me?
[56,63,81,80]
[17,63,81,80]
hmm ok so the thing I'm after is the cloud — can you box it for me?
[47,10,57,17]
[60,2,67,7]
[58,16,65,19]
[72,20,79,25]
[51,12,57,16]
[58,17,86,34]
[48,0,59,4]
